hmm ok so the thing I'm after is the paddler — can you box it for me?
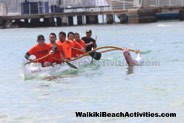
[74,32,86,55]
[24,34,52,67]
[57,31,67,46]
[66,32,85,58]
[82,30,97,52]
[48,33,64,64]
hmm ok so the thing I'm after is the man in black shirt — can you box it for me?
[82,30,97,52]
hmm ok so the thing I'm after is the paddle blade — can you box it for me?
[65,62,78,69]
[89,52,101,60]
[24,62,31,66]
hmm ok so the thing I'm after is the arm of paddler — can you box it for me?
[49,45,58,55]
[85,42,94,47]
[25,52,36,62]
[73,41,85,53]
[72,47,85,53]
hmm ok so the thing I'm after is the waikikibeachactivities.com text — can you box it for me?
[75,112,176,118]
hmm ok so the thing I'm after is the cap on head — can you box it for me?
[86,30,92,33]
[37,34,45,41]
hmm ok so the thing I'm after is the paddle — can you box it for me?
[59,51,78,69]
[89,52,101,60]
[65,62,78,69]
[51,56,78,69]
[90,36,97,63]
[24,54,50,66]
[24,61,31,66]
[24,54,78,69]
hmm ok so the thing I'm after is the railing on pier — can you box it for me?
[108,0,184,10]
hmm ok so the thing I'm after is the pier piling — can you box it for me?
[179,9,184,20]
[68,16,74,26]
[106,14,114,24]
[77,15,83,25]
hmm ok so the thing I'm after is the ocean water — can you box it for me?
[0,21,183,123]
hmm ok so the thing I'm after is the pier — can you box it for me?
[0,0,184,28]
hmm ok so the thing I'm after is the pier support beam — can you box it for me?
[56,17,62,26]
[48,18,55,26]
[119,14,127,23]
[127,9,139,23]
[43,18,55,26]
[128,8,157,23]
[106,14,114,24]
[0,17,3,26]
[62,16,68,26]
[77,15,83,25]
[68,16,74,26]
[5,19,13,28]
[30,18,40,27]
[179,9,184,21]
[13,19,28,27]
[43,18,49,26]
[138,8,157,23]
[86,15,98,24]
[15,19,24,27]
[24,19,29,23]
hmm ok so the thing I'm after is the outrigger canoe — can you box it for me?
[22,46,142,80]
[22,56,93,79]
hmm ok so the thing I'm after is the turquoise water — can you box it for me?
[0,21,183,122]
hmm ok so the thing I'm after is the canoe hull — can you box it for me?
[22,56,92,79]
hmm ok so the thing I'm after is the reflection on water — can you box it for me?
[126,66,134,75]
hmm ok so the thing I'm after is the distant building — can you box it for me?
[106,0,184,10]
[21,0,49,15]
[58,0,96,8]
[0,0,19,15]
[0,3,7,15]
[48,0,58,5]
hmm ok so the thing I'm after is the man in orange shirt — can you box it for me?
[74,33,86,55]
[48,33,64,64]
[25,34,51,67]
[56,31,70,60]
[57,31,66,46]
[67,32,85,58]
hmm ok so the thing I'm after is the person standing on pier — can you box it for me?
[82,30,97,52]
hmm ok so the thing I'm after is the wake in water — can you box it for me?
[157,24,173,27]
